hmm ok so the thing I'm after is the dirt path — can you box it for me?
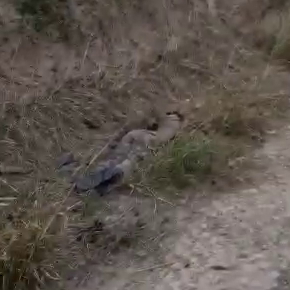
[73,126,290,290]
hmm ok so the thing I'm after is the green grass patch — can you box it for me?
[134,134,244,191]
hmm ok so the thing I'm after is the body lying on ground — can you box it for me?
[59,111,183,195]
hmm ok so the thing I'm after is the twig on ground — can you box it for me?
[131,262,174,273]
[0,165,32,175]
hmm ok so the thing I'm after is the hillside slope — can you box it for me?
[1,0,290,289]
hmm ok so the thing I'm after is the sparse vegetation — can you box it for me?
[133,77,290,193]
[15,0,73,38]
[136,135,217,189]
[0,183,69,290]
[133,133,245,192]
[195,91,288,141]
[253,2,290,61]
[0,0,290,289]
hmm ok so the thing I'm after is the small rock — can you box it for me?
[267,130,277,135]
[243,188,259,194]
[238,253,248,259]
[172,262,184,270]
[210,265,230,271]
[83,118,100,129]
[136,250,147,258]
[269,271,280,280]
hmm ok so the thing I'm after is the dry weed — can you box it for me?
[242,0,290,62]
[194,90,288,141]
[0,182,70,290]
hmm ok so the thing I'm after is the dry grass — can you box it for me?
[246,0,290,62]
[0,180,70,290]
[15,0,77,40]
[0,211,63,289]
[194,89,289,140]
[0,0,290,289]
